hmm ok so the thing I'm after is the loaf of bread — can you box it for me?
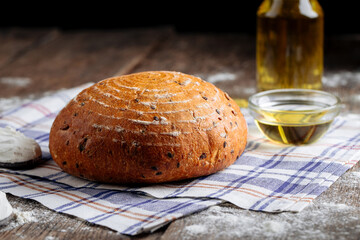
[49,71,247,184]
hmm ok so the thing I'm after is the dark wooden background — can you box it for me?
[1,1,359,35]
[0,1,359,239]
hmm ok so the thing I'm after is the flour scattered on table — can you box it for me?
[262,220,287,234]
[205,72,236,83]
[179,206,290,239]
[323,71,360,88]
[184,224,207,235]
[0,77,31,88]
[0,207,38,232]
[320,202,352,210]
[175,201,360,240]
[44,236,58,240]
[12,208,37,225]
[352,171,360,179]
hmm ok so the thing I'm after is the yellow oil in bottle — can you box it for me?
[255,120,331,145]
[256,0,324,91]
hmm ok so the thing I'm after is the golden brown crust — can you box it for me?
[49,71,247,184]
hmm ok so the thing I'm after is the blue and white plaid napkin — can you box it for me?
[0,83,359,235]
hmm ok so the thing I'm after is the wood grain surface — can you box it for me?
[0,27,359,240]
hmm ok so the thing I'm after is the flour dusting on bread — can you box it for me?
[49,71,247,184]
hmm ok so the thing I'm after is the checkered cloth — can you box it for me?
[0,83,359,235]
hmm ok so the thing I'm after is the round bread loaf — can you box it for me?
[49,71,247,184]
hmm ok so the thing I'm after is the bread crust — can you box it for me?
[49,71,247,184]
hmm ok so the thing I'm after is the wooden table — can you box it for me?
[0,27,359,239]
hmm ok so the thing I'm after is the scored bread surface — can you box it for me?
[49,71,247,184]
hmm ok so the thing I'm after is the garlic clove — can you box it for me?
[0,126,43,169]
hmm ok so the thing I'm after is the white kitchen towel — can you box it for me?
[0,83,359,235]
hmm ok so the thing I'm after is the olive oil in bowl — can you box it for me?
[248,89,341,145]
[255,118,332,145]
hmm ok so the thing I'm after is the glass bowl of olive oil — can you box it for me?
[248,89,341,145]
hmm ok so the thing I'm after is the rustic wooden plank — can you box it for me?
[131,33,360,112]
[0,193,166,240]
[0,193,166,239]
[0,31,359,239]
[161,162,360,239]
[130,33,257,101]
[0,27,174,240]
[129,33,360,239]
[0,27,174,98]
[322,35,360,114]
[0,28,60,70]
[0,194,132,240]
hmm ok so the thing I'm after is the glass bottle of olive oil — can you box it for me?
[256,0,324,91]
